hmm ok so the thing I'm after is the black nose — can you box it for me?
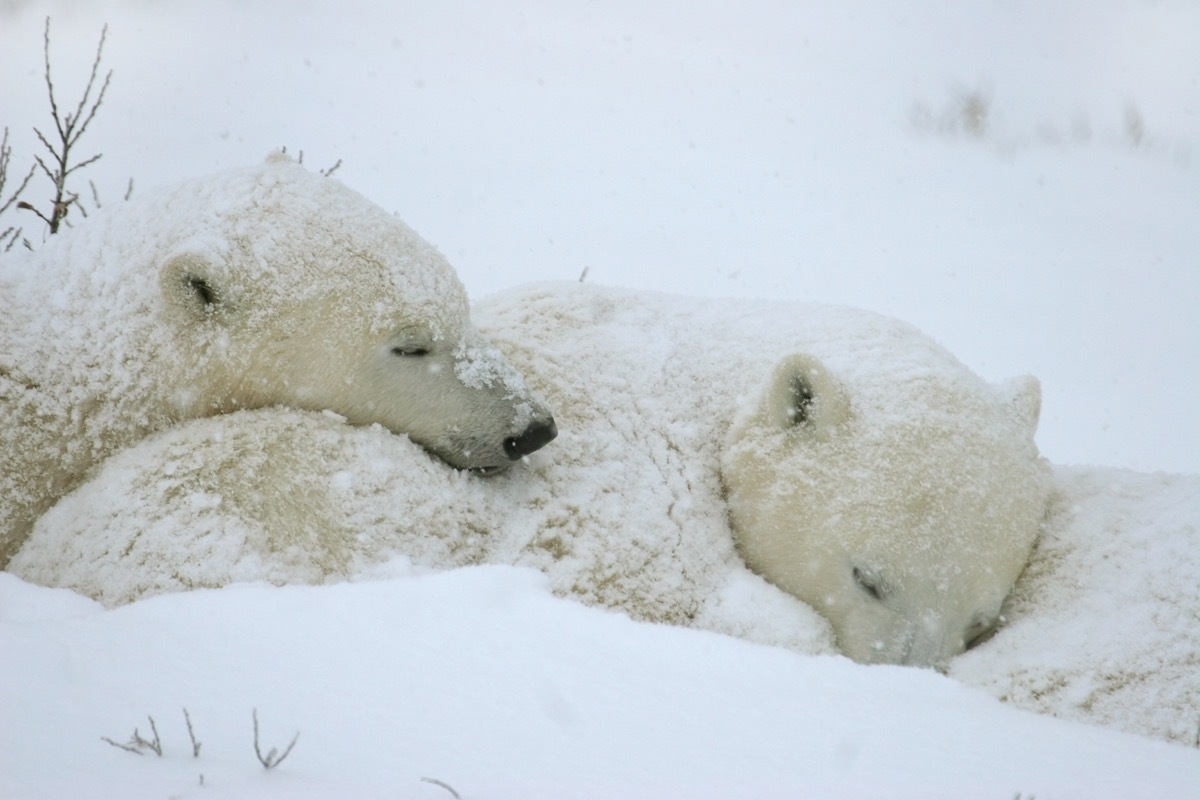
[504,418,558,460]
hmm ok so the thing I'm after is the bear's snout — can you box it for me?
[504,418,558,460]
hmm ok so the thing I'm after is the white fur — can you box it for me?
[13,283,1048,666]
[0,157,551,566]
[723,349,1050,667]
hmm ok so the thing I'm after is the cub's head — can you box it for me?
[723,352,1050,668]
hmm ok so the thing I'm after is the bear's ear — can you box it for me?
[160,251,227,320]
[999,374,1042,434]
[766,353,850,434]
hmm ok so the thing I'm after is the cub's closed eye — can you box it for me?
[392,346,429,357]
[965,616,999,649]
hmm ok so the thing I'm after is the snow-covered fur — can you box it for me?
[12,403,833,653]
[13,283,1049,663]
[0,157,552,567]
[723,354,1049,667]
[950,466,1200,745]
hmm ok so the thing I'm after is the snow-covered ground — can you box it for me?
[2,564,1198,800]
[2,2,1198,797]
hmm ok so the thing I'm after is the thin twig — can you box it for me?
[420,777,462,799]
[101,714,162,756]
[101,735,146,755]
[252,708,299,769]
[183,707,202,757]
[0,127,37,216]
[27,17,111,234]
[140,716,163,756]
[0,225,21,250]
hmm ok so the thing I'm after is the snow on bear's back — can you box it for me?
[474,281,1002,442]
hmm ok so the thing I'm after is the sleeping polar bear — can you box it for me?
[11,282,1050,668]
[0,157,555,568]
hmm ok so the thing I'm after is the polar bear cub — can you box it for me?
[723,353,1048,666]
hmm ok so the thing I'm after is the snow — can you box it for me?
[2,569,1198,799]
[1,1,1199,798]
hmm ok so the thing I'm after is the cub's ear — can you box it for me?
[160,251,227,320]
[999,374,1042,434]
[766,353,850,434]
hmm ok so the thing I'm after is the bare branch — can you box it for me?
[101,735,146,755]
[0,127,37,216]
[41,18,64,145]
[252,708,299,769]
[66,25,112,148]
[16,200,53,228]
[65,151,103,177]
[1,168,35,217]
[143,716,163,756]
[31,128,58,171]
[26,17,112,234]
[1,126,10,190]
[420,777,462,799]
[183,707,202,758]
[101,715,163,757]
[1,224,27,252]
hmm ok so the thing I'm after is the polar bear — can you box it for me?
[12,283,1049,667]
[723,354,1049,667]
[0,156,554,567]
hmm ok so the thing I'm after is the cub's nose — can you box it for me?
[503,418,558,460]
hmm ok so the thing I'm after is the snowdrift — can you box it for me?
[2,565,1199,800]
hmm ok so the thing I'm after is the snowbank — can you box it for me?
[1,568,1198,800]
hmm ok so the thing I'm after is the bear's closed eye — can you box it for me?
[187,276,217,306]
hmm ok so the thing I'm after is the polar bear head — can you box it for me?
[149,157,555,471]
[723,353,1050,668]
